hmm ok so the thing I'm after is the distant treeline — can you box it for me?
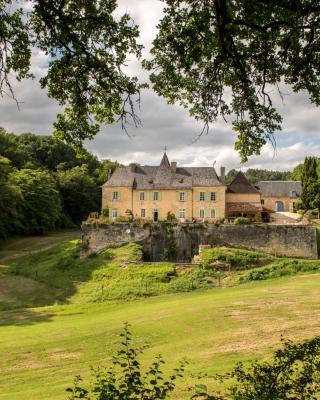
[1,127,319,239]
[226,168,293,185]
[0,128,120,239]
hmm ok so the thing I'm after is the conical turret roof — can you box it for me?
[159,152,170,168]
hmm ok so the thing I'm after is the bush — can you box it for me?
[66,324,186,399]
[101,208,109,217]
[196,336,320,400]
[234,217,251,225]
[201,247,273,270]
[238,258,320,282]
[166,211,177,222]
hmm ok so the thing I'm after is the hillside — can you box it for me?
[0,232,319,399]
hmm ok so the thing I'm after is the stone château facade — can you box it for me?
[102,152,301,222]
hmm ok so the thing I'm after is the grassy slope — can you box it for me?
[0,233,319,399]
[0,275,319,399]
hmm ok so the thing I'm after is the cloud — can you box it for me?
[0,0,319,172]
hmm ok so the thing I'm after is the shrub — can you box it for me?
[115,216,128,223]
[125,209,134,222]
[166,211,177,222]
[234,217,251,225]
[196,336,320,400]
[101,208,109,217]
[66,324,186,399]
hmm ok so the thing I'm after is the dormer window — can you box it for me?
[291,191,298,198]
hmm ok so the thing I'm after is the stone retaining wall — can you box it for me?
[81,222,318,260]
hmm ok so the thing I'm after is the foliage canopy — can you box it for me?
[1,1,320,159]
[145,0,320,161]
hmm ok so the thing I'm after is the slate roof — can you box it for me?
[102,152,224,189]
[258,181,302,197]
[227,171,260,194]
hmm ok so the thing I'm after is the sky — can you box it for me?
[1,0,320,172]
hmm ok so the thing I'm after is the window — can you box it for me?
[153,191,159,201]
[112,191,119,201]
[199,208,205,219]
[210,209,216,218]
[179,209,185,219]
[179,192,185,202]
[261,199,265,205]
[210,192,216,201]
[199,192,205,201]
[140,192,145,201]
[111,208,118,218]
[141,209,145,218]
[291,191,298,198]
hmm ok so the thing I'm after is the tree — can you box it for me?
[0,127,25,168]
[145,1,320,162]
[58,165,101,224]
[93,159,122,186]
[0,156,22,239]
[1,0,143,146]
[12,168,62,234]
[301,156,319,210]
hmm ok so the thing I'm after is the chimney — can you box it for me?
[220,166,226,183]
[130,163,136,173]
[171,161,177,173]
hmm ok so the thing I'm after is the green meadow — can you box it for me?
[0,232,319,399]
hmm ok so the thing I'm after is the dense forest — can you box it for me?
[0,128,120,239]
[1,128,319,239]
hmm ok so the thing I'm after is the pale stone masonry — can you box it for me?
[102,152,301,222]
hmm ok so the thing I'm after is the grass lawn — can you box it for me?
[0,230,80,263]
[0,232,319,399]
[0,275,319,399]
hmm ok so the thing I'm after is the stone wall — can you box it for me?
[81,222,318,260]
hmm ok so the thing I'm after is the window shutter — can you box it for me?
[118,192,121,201]
[176,191,179,201]
[159,191,162,201]
[205,192,210,201]
[109,208,112,217]
[109,192,113,201]
[158,209,161,220]
[198,192,201,201]
[185,192,188,201]
[205,208,210,218]
[149,208,153,219]
[117,208,120,216]
[136,191,139,201]
[185,209,188,219]
[144,192,148,201]
[175,208,180,218]
[215,192,218,201]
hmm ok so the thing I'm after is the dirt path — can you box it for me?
[0,244,60,263]
[0,230,80,264]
